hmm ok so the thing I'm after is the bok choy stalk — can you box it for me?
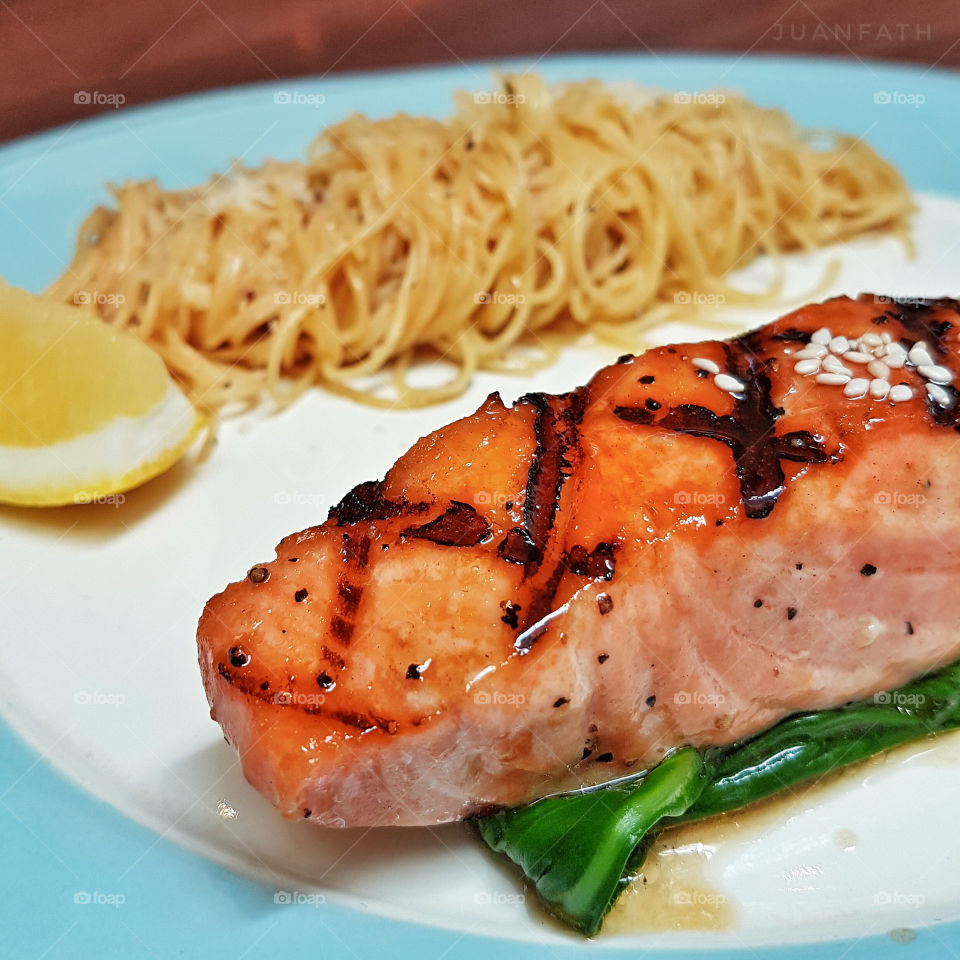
[475,659,960,935]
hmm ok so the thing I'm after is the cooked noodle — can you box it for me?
[49,75,912,412]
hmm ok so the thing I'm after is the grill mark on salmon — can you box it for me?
[500,387,592,644]
[218,662,327,713]
[331,532,371,644]
[615,340,828,519]
[497,388,588,570]
[402,500,491,547]
[882,298,954,358]
[328,478,429,526]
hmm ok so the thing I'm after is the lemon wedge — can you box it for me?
[0,281,203,506]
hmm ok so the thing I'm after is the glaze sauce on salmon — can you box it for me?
[198,295,960,826]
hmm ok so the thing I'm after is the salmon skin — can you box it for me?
[198,294,960,827]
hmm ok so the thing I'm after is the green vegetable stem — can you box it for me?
[475,658,960,936]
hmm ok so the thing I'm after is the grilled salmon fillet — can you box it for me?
[198,294,960,827]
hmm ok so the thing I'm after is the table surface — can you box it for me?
[2,0,958,143]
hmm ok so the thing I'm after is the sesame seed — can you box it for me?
[793,344,828,360]
[917,364,954,385]
[889,384,914,403]
[811,327,832,345]
[843,351,874,365]
[880,332,892,344]
[715,373,746,394]
[867,359,890,379]
[692,357,720,374]
[829,336,850,354]
[794,358,822,375]
[860,333,883,348]
[843,378,869,398]
[822,356,852,376]
[927,383,954,408]
[883,353,906,369]
[816,372,851,386]
[908,342,933,367]
[869,378,890,400]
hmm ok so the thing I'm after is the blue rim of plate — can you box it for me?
[1,52,958,959]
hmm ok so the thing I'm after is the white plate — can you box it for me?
[3,192,960,949]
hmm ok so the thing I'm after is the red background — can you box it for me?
[2,0,958,143]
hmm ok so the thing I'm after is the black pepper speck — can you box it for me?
[553,697,569,708]
[861,564,877,577]
[294,588,309,602]
[228,646,249,668]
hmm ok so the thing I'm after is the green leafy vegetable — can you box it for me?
[476,746,708,934]
[475,659,960,935]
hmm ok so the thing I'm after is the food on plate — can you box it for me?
[0,281,202,507]
[481,661,960,933]
[197,293,960,848]
[51,75,910,412]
